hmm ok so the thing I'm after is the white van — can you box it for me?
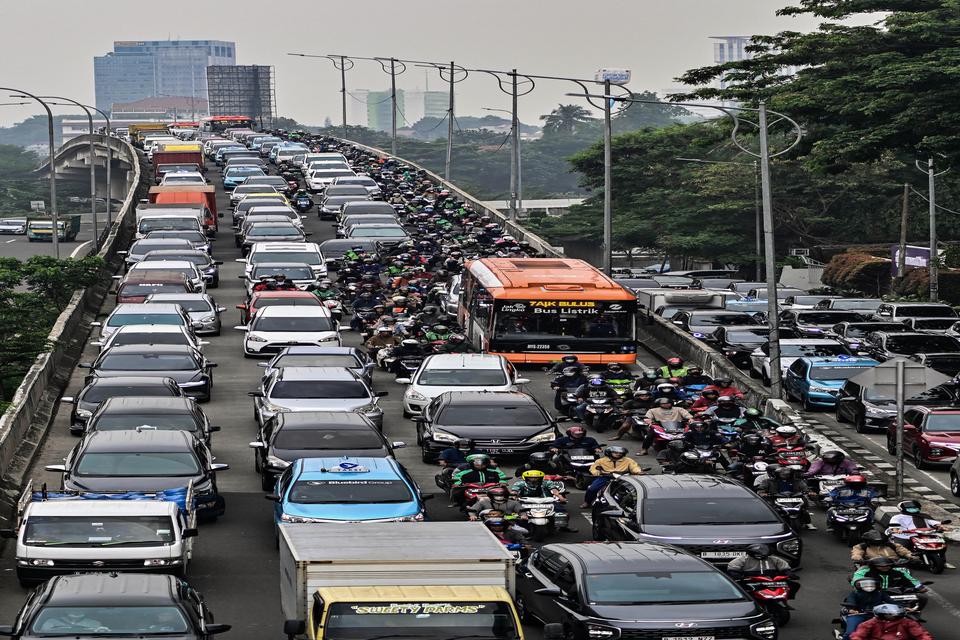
[397,353,529,417]
[1,481,197,587]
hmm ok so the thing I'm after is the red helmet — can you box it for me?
[667,357,683,367]
[844,475,867,490]
[566,426,587,438]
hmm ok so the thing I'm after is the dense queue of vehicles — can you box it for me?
[5,121,954,640]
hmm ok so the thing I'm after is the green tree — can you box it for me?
[540,104,597,137]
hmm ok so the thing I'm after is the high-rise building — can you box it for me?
[423,91,447,120]
[348,89,369,127]
[367,90,405,132]
[207,65,276,125]
[94,40,236,112]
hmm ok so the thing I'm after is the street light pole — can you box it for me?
[85,105,112,228]
[510,70,519,221]
[44,96,99,252]
[6,89,59,258]
[389,57,398,156]
[445,60,455,181]
[286,53,354,139]
[602,79,613,276]
[913,157,949,302]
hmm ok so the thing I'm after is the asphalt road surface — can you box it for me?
[0,212,103,260]
[1,163,958,640]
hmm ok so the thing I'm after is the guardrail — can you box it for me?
[0,138,145,528]
[338,138,562,259]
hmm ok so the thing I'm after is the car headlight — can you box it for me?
[865,405,894,418]
[357,402,381,414]
[750,620,778,639]
[30,559,55,566]
[406,389,428,402]
[528,430,557,444]
[248,334,267,342]
[585,625,620,639]
[199,315,216,323]
[280,514,327,523]
[265,455,291,469]
[777,538,800,555]
[144,558,180,566]
[430,429,459,444]
[320,335,339,342]
[75,408,92,418]
[929,441,960,450]
[809,385,833,393]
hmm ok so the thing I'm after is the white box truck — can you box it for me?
[278,522,531,640]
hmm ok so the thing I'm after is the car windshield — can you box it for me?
[830,299,882,311]
[642,497,779,525]
[108,313,183,327]
[131,241,189,255]
[251,266,315,280]
[690,313,754,326]
[494,311,633,340]
[253,316,334,332]
[147,231,206,243]
[23,516,176,548]
[145,254,210,267]
[226,167,265,177]
[350,226,407,238]
[247,225,301,237]
[777,343,850,358]
[255,297,321,310]
[119,284,187,297]
[843,324,906,338]
[274,429,379,450]
[809,366,875,381]
[94,413,198,431]
[724,329,769,344]
[791,296,831,305]
[912,318,958,330]
[864,386,954,404]
[586,571,744,605]
[437,404,546,426]
[418,368,508,386]
[288,479,412,504]
[324,601,518,640]
[797,312,864,324]
[30,606,189,635]
[918,357,960,375]
[901,306,958,318]
[251,252,318,266]
[274,354,358,368]
[271,381,368,399]
[311,170,354,178]
[886,335,960,354]
[162,174,203,183]
[922,413,960,432]
[153,299,210,312]
[99,354,198,371]
[75,452,201,477]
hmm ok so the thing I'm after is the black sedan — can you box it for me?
[516,542,774,640]
[61,376,184,436]
[710,325,773,368]
[250,411,405,491]
[830,321,909,352]
[417,390,558,462]
[47,430,228,520]
[80,345,217,402]
[86,396,219,444]
[861,331,960,362]
[592,474,801,568]
[0,572,229,639]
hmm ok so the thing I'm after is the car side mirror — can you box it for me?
[265,494,280,502]
[214,260,224,265]
[375,391,389,397]
[600,508,625,518]
[535,587,563,597]
[90,321,102,327]
[205,624,231,635]
[217,213,224,218]
[515,377,530,385]
[235,258,246,263]
[45,464,67,473]
[207,362,218,368]
[394,378,411,385]
[182,528,198,538]
[210,463,230,472]
[284,620,306,638]
[0,625,13,637]
[234,326,249,331]
[392,441,406,449]
[61,396,75,404]
[249,441,266,448]
[248,391,265,397]
[209,426,221,432]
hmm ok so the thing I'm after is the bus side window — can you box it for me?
[473,284,491,322]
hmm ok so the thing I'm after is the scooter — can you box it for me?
[556,448,598,490]
[737,573,797,627]
[584,398,618,432]
[886,523,952,574]
[294,194,313,213]
[517,496,563,542]
[648,420,687,451]
[769,492,809,532]
[825,500,875,545]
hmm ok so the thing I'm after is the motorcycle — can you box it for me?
[454,482,502,510]
[294,194,313,212]
[772,445,815,472]
[320,298,343,323]
[674,445,722,474]
[517,496,563,541]
[556,448,598,490]
[605,377,633,400]
[832,585,927,640]
[583,398,619,432]
[886,523,951,574]
[809,474,848,507]
[648,420,687,451]
[769,491,809,532]
[737,573,796,627]
[825,500,875,544]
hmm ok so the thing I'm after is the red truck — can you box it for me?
[153,145,205,183]
[148,186,220,234]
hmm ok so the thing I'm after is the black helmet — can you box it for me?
[656,397,673,406]
[702,389,720,398]
[869,556,895,568]
[898,499,923,515]
[604,445,628,458]
[743,434,761,446]
[529,451,552,467]
[607,363,624,373]
[714,377,732,386]
[822,450,845,465]
[432,324,449,334]
[561,355,579,364]
[635,389,652,398]
[861,530,883,544]
[745,544,771,559]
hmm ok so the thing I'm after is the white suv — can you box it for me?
[397,353,529,418]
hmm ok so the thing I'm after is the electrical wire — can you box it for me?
[909,186,960,216]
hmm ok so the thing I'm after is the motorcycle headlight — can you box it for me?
[528,430,557,444]
[777,538,800,555]
[750,620,778,640]
[585,625,620,639]
[430,429,459,444]
[266,455,291,469]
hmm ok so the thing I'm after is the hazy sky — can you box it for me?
[0,0,822,127]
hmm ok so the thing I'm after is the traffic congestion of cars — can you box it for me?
[0,120,956,640]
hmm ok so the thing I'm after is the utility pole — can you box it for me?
[509,70,519,221]
[390,58,398,156]
[602,79,613,276]
[339,56,349,138]
[755,161,762,281]
[928,158,938,302]
[758,102,783,399]
[898,183,909,277]
[445,60,455,181]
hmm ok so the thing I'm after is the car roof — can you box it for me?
[46,573,178,606]
[800,356,879,367]
[99,396,196,412]
[295,456,401,479]
[251,242,318,252]
[422,353,506,370]
[112,303,184,314]
[548,541,702,573]
[83,376,178,387]
[111,324,190,334]
[103,344,196,355]
[277,345,359,356]
[278,411,376,428]
[82,429,195,452]
[257,305,332,318]
[131,260,195,269]
[278,367,359,382]
[29,500,175,517]
[251,290,318,300]
[633,473,750,498]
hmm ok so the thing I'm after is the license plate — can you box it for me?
[495,449,515,454]
[700,551,745,559]
[662,636,715,640]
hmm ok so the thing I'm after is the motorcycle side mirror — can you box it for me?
[942,519,953,525]
[600,508,624,518]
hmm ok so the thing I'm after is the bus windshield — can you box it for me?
[494,310,632,339]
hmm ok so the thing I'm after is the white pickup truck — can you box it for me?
[0,481,197,587]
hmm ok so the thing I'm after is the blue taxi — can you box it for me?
[269,456,427,524]
[784,355,879,409]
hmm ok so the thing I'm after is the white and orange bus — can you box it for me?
[458,257,638,364]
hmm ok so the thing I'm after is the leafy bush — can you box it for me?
[822,252,891,297]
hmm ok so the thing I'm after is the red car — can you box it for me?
[236,289,322,324]
[887,407,960,468]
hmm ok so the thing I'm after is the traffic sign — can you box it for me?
[30,200,45,212]
[595,68,631,84]
[848,358,950,398]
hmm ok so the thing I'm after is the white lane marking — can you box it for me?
[69,241,92,258]
[5,238,15,243]
[928,588,960,620]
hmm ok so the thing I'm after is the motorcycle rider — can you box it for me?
[655,439,690,470]
[652,382,687,403]
[451,454,507,506]
[658,357,688,379]
[735,407,769,435]
[850,604,932,640]
[754,465,816,530]
[805,449,860,478]
[851,530,916,564]
[365,326,400,354]
[552,366,589,413]
[840,579,897,640]
[826,475,879,532]
[583,445,643,508]
[886,500,947,548]
[682,366,713,387]
[703,377,745,400]
[509,470,576,532]
[547,354,587,375]
[573,376,619,421]
[600,362,634,385]
[435,333,476,354]
[550,425,602,458]
[639,398,693,454]
[386,338,427,377]
[689,388,720,414]
[350,289,384,331]
[727,543,794,578]
[700,395,746,421]
[312,279,339,301]
[610,389,657,441]
[484,517,527,545]
[467,486,523,521]
[851,557,927,610]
